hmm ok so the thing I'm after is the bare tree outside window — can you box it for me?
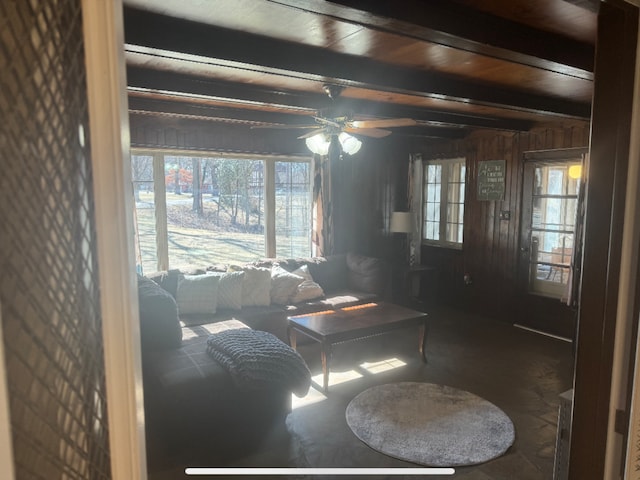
[132,153,309,273]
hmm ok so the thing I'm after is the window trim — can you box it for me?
[421,157,466,250]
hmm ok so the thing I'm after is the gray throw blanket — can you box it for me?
[206,329,311,397]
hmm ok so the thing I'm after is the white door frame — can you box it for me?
[0,2,146,479]
[619,9,640,479]
[82,1,147,479]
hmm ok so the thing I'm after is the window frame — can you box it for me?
[421,157,466,250]
[131,148,312,272]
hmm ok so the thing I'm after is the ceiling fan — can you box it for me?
[252,84,418,155]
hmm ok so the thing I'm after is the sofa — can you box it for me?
[138,252,389,466]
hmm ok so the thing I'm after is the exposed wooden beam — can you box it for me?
[267,0,595,78]
[127,96,316,125]
[128,92,468,140]
[126,66,329,110]
[123,7,591,119]
[126,66,535,131]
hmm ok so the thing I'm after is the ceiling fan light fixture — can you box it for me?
[305,133,331,155]
[338,132,362,155]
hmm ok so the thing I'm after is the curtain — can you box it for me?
[408,153,423,266]
[312,153,333,256]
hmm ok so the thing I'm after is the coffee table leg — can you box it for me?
[288,325,297,349]
[418,322,427,363]
[321,341,331,393]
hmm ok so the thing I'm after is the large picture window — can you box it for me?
[132,151,312,273]
[422,158,466,248]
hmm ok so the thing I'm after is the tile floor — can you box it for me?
[148,305,574,480]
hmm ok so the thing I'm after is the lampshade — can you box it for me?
[338,132,362,155]
[390,211,413,233]
[305,132,362,156]
[305,134,331,155]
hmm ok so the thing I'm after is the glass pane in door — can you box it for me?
[529,163,581,298]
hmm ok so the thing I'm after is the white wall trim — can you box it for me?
[0,307,16,480]
[82,1,146,479]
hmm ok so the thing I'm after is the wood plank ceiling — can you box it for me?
[122,0,597,141]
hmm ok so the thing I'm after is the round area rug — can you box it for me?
[345,382,515,467]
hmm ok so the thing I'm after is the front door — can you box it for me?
[517,149,586,339]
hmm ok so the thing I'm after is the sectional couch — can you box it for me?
[138,252,389,466]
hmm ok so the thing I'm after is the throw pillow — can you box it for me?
[290,264,325,303]
[228,265,271,307]
[207,271,244,310]
[270,265,304,305]
[176,274,220,315]
[307,255,348,293]
[144,269,181,298]
[346,252,386,294]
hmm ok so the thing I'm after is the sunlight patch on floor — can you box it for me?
[360,357,407,374]
[292,357,408,409]
[312,369,364,388]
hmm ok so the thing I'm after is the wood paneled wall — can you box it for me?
[128,112,590,322]
[417,122,590,320]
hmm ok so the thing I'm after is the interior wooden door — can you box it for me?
[516,149,587,339]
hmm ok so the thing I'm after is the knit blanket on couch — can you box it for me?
[206,329,311,397]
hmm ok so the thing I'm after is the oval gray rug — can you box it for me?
[345,382,515,467]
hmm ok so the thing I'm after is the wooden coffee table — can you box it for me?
[287,302,428,393]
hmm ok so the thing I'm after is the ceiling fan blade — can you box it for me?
[344,126,391,138]
[351,118,417,129]
[298,128,328,139]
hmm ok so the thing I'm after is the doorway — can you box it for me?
[517,148,587,339]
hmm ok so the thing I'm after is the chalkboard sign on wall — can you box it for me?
[477,160,506,201]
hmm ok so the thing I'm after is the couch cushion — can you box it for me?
[234,305,289,342]
[137,274,182,351]
[347,252,386,295]
[146,320,249,392]
[179,304,288,341]
[307,254,348,293]
[176,274,220,315]
[179,309,240,327]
